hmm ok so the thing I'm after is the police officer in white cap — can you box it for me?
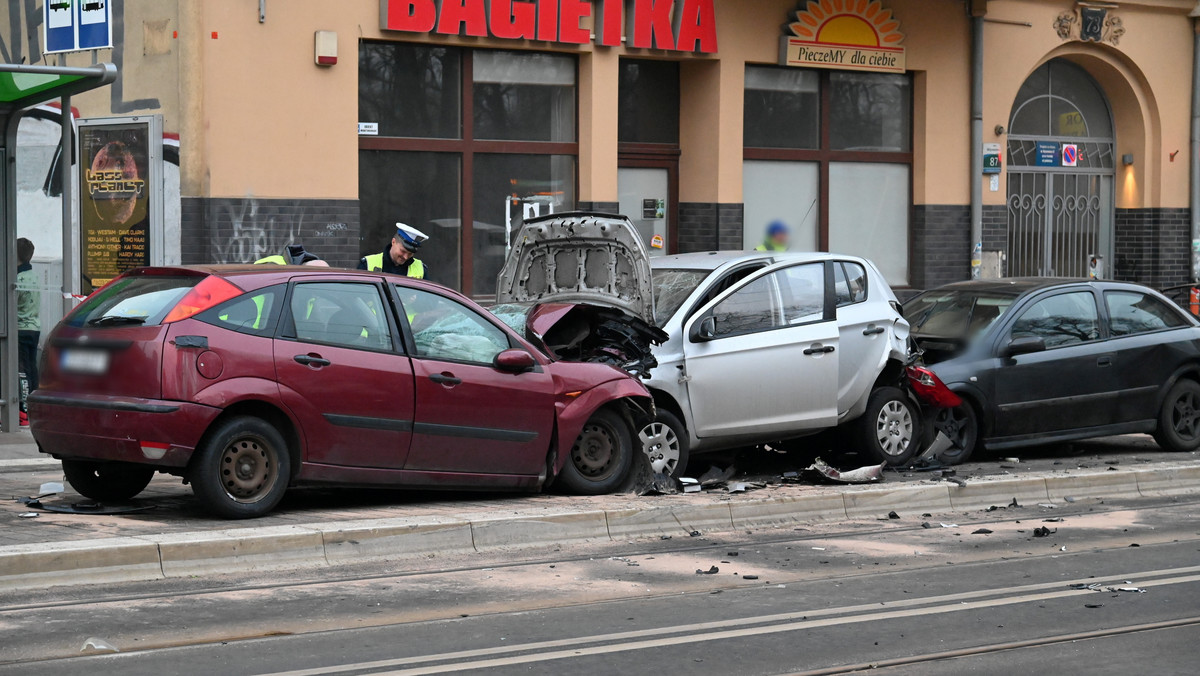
[358,222,428,278]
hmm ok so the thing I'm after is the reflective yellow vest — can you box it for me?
[254,255,289,265]
[755,242,788,252]
[363,253,425,279]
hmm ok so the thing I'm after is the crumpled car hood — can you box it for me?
[494,212,656,325]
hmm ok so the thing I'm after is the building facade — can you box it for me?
[4,0,1198,300]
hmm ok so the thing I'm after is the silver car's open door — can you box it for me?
[682,259,840,439]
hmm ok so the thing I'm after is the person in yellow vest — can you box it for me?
[359,223,428,279]
[254,244,323,266]
[755,220,790,252]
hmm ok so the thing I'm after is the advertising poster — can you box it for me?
[78,120,155,293]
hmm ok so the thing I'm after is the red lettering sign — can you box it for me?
[558,0,591,44]
[436,0,488,36]
[489,0,536,40]
[380,0,717,53]
[629,0,675,50]
[675,0,717,53]
[383,0,436,32]
[595,0,623,47]
[537,0,558,41]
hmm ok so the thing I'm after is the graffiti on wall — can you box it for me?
[209,199,303,265]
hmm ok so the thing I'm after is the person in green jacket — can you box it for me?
[755,220,791,252]
[16,238,40,425]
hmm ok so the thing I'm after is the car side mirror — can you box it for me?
[494,348,536,373]
[1002,336,1046,358]
[691,316,717,342]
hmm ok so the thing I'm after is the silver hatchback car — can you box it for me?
[641,250,914,474]
[494,213,915,476]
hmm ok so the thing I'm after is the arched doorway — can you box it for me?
[1006,59,1115,277]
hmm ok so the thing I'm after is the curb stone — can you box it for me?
[1,466,1198,591]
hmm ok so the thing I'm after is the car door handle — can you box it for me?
[803,345,836,355]
[429,373,462,386]
[293,354,331,367]
[863,326,886,336]
[1097,356,1113,367]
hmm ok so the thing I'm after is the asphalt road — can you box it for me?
[1,495,1198,675]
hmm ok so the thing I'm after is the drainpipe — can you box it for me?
[1191,4,1200,283]
[970,1,987,279]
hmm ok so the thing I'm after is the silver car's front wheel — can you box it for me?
[637,410,689,477]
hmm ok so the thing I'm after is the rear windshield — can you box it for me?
[652,269,709,326]
[65,275,200,328]
[904,291,1016,338]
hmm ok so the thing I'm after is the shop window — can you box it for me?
[743,66,819,149]
[743,66,912,286]
[359,150,462,288]
[358,42,578,297]
[472,154,576,296]
[829,72,911,152]
[358,42,461,139]
[828,163,910,284]
[742,160,819,251]
[619,59,680,144]
[473,51,576,143]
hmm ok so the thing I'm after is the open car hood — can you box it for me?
[495,212,656,324]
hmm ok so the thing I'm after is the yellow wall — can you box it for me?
[155,0,1195,211]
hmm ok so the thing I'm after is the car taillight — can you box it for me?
[906,365,963,408]
[163,276,244,323]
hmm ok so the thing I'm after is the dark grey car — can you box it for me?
[903,278,1200,464]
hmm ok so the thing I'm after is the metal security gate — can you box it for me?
[1007,168,1113,277]
[1006,59,1115,279]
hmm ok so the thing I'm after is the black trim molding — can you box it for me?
[324,413,413,432]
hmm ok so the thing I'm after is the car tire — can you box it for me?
[637,410,690,478]
[558,408,635,495]
[928,403,980,465]
[853,387,920,466]
[190,416,291,519]
[1154,379,1200,452]
[61,459,155,503]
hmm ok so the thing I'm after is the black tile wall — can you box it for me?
[910,205,971,290]
[678,202,744,253]
[1113,207,1191,288]
[181,197,361,268]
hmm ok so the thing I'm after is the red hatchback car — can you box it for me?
[29,266,652,518]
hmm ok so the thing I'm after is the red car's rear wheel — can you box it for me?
[62,459,155,503]
[191,416,291,519]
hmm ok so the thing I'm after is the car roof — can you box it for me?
[919,277,1094,296]
[127,264,454,294]
[650,250,842,271]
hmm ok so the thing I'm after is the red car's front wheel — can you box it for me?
[558,408,634,495]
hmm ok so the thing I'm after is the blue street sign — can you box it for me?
[45,1,76,54]
[44,0,112,54]
[1035,141,1060,167]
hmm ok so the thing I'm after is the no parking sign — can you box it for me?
[1062,143,1079,167]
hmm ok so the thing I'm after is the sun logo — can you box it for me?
[788,0,905,48]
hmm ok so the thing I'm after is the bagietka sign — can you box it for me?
[379,0,718,53]
[780,0,905,74]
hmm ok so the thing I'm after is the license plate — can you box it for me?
[61,348,110,375]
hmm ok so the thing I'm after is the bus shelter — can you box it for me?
[1,62,115,432]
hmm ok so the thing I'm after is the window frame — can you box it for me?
[198,283,286,337]
[833,261,869,308]
[359,42,580,298]
[743,66,913,280]
[277,280,404,354]
[1104,289,1191,337]
[1005,289,1104,351]
[390,283,520,368]
[698,260,834,342]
